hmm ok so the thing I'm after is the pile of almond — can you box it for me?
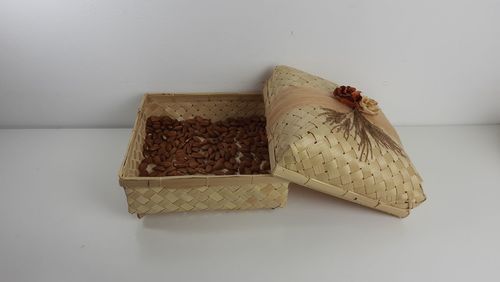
[139,115,271,177]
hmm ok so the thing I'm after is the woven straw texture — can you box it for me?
[125,183,287,216]
[119,93,288,217]
[264,66,426,217]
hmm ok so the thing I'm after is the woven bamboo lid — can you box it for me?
[263,66,426,217]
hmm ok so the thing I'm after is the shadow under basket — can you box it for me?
[119,93,289,218]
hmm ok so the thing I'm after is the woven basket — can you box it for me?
[119,93,289,217]
[264,66,426,217]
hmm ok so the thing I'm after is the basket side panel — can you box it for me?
[144,93,265,122]
[121,107,148,178]
[123,183,288,215]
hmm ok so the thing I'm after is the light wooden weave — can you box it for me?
[119,93,288,217]
[264,66,426,217]
[125,183,287,216]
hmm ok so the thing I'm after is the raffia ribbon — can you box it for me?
[266,86,402,145]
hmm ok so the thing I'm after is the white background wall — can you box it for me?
[1,0,499,128]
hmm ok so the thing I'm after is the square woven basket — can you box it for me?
[119,93,289,217]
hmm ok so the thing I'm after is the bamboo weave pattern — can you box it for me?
[125,183,287,216]
[119,94,289,217]
[264,66,426,217]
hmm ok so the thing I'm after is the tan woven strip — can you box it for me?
[267,86,402,145]
[124,183,289,216]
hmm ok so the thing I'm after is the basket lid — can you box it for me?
[264,66,426,217]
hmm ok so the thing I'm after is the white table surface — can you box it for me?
[1,125,499,282]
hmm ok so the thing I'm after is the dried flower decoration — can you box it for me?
[319,86,403,161]
[332,86,362,109]
[359,96,380,115]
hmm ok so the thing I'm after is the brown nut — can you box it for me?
[191,152,204,159]
[189,160,198,169]
[214,159,225,170]
[213,170,225,175]
[152,156,161,164]
[141,115,269,177]
[205,165,213,173]
[174,162,187,168]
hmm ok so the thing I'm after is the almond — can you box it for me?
[140,115,270,176]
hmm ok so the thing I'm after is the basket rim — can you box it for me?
[143,92,262,98]
[119,174,277,181]
[118,92,288,184]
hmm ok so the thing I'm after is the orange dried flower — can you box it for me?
[332,86,362,109]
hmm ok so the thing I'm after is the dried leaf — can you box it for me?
[319,108,406,161]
